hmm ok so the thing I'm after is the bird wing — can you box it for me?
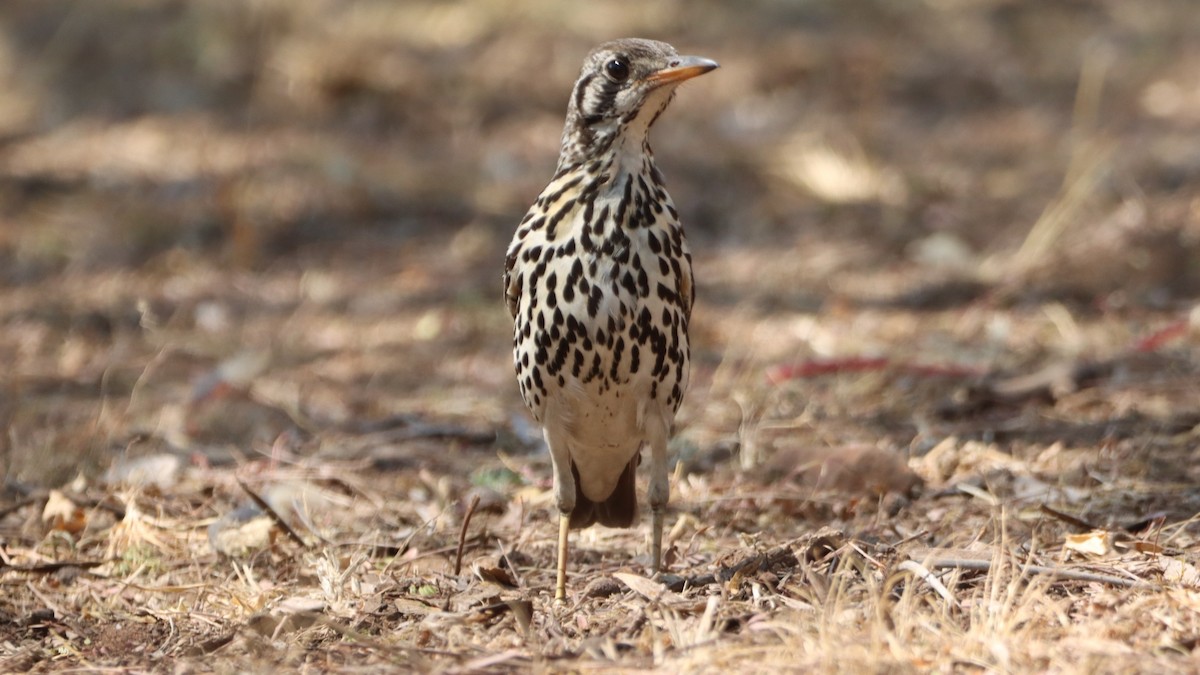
[503,244,520,319]
[677,252,694,323]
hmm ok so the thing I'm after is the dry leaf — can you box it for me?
[1161,558,1200,588]
[42,490,87,534]
[208,505,274,556]
[1064,530,1113,556]
[475,564,518,589]
[611,572,694,609]
[612,572,668,601]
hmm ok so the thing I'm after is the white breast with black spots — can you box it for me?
[506,169,693,500]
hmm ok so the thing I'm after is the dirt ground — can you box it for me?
[3,0,1200,672]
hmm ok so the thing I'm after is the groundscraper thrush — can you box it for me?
[504,38,717,601]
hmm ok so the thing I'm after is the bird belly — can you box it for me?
[547,381,647,502]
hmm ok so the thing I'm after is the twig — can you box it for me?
[454,494,481,577]
[390,537,489,571]
[235,478,308,549]
[920,555,1150,588]
[892,529,929,548]
[897,560,960,607]
[1039,503,1100,531]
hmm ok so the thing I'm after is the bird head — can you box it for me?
[559,38,718,169]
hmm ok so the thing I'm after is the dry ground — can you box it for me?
[2,1,1200,672]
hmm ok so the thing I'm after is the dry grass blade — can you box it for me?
[454,494,480,577]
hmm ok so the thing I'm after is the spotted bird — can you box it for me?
[504,38,717,601]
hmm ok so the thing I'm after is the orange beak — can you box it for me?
[645,55,719,86]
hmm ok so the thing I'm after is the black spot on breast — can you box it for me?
[546,202,573,239]
[609,337,624,381]
[620,270,637,296]
[592,204,609,233]
[545,174,583,204]
[614,243,630,266]
[581,190,596,224]
[587,286,603,317]
[615,175,633,227]
[652,341,666,377]
[647,232,662,254]
[630,344,640,373]
[585,353,602,383]
[637,308,652,343]
[670,226,683,249]
[656,282,677,304]
[550,339,570,375]
[566,258,583,285]
[637,173,651,199]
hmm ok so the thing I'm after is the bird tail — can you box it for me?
[569,456,638,529]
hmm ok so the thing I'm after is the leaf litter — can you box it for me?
[2,0,1200,672]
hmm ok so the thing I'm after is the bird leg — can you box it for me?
[646,419,671,574]
[545,427,575,602]
[556,513,570,602]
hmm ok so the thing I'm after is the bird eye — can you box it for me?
[605,57,630,82]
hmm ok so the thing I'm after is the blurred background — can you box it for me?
[2,0,1198,486]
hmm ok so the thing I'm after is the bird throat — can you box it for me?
[557,84,676,178]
